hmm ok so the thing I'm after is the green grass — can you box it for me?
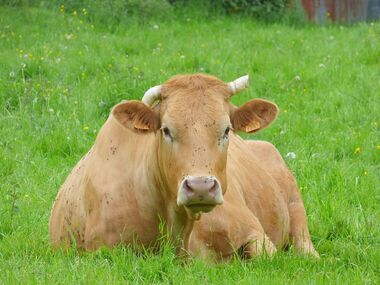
[1,5,379,284]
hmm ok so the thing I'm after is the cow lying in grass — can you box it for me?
[49,73,319,260]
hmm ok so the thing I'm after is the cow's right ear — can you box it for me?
[112,101,160,133]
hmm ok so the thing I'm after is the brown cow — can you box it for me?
[49,73,318,260]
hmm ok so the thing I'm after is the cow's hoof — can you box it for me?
[240,238,277,259]
[296,241,320,259]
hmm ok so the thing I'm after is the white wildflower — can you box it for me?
[153,24,159,29]
[286,152,296,160]
[295,75,301,81]
[9,71,15,78]
[98,100,106,107]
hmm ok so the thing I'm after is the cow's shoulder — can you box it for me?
[246,140,298,198]
[246,140,283,165]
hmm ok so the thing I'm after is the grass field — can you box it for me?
[0,5,379,284]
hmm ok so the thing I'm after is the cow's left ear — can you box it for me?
[230,99,278,133]
[112,100,160,133]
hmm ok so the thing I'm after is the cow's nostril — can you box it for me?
[209,180,217,194]
[184,180,193,193]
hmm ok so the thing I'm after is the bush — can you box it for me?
[170,0,289,21]
[1,0,305,24]
[223,0,287,20]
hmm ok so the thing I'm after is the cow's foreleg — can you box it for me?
[240,212,277,259]
[241,231,277,259]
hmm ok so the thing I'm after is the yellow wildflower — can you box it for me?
[83,126,89,131]
[354,147,361,154]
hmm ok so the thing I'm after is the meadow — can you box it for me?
[0,4,379,284]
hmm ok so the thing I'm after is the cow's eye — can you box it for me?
[162,127,173,141]
[223,127,230,139]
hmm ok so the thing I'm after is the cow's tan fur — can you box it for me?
[49,74,318,259]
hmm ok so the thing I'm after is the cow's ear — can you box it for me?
[112,100,160,133]
[230,99,278,133]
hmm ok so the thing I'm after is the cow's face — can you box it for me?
[157,80,231,215]
[112,74,278,216]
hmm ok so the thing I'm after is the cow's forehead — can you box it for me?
[161,74,231,101]
[160,87,229,126]
[159,74,230,121]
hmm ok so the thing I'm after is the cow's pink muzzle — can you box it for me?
[177,175,223,213]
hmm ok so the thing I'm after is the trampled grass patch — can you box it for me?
[0,5,379,284]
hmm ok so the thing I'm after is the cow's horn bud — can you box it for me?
[228,75,249,96]
[142,85,162,106]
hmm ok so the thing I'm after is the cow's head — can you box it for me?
[112,74,278,217]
